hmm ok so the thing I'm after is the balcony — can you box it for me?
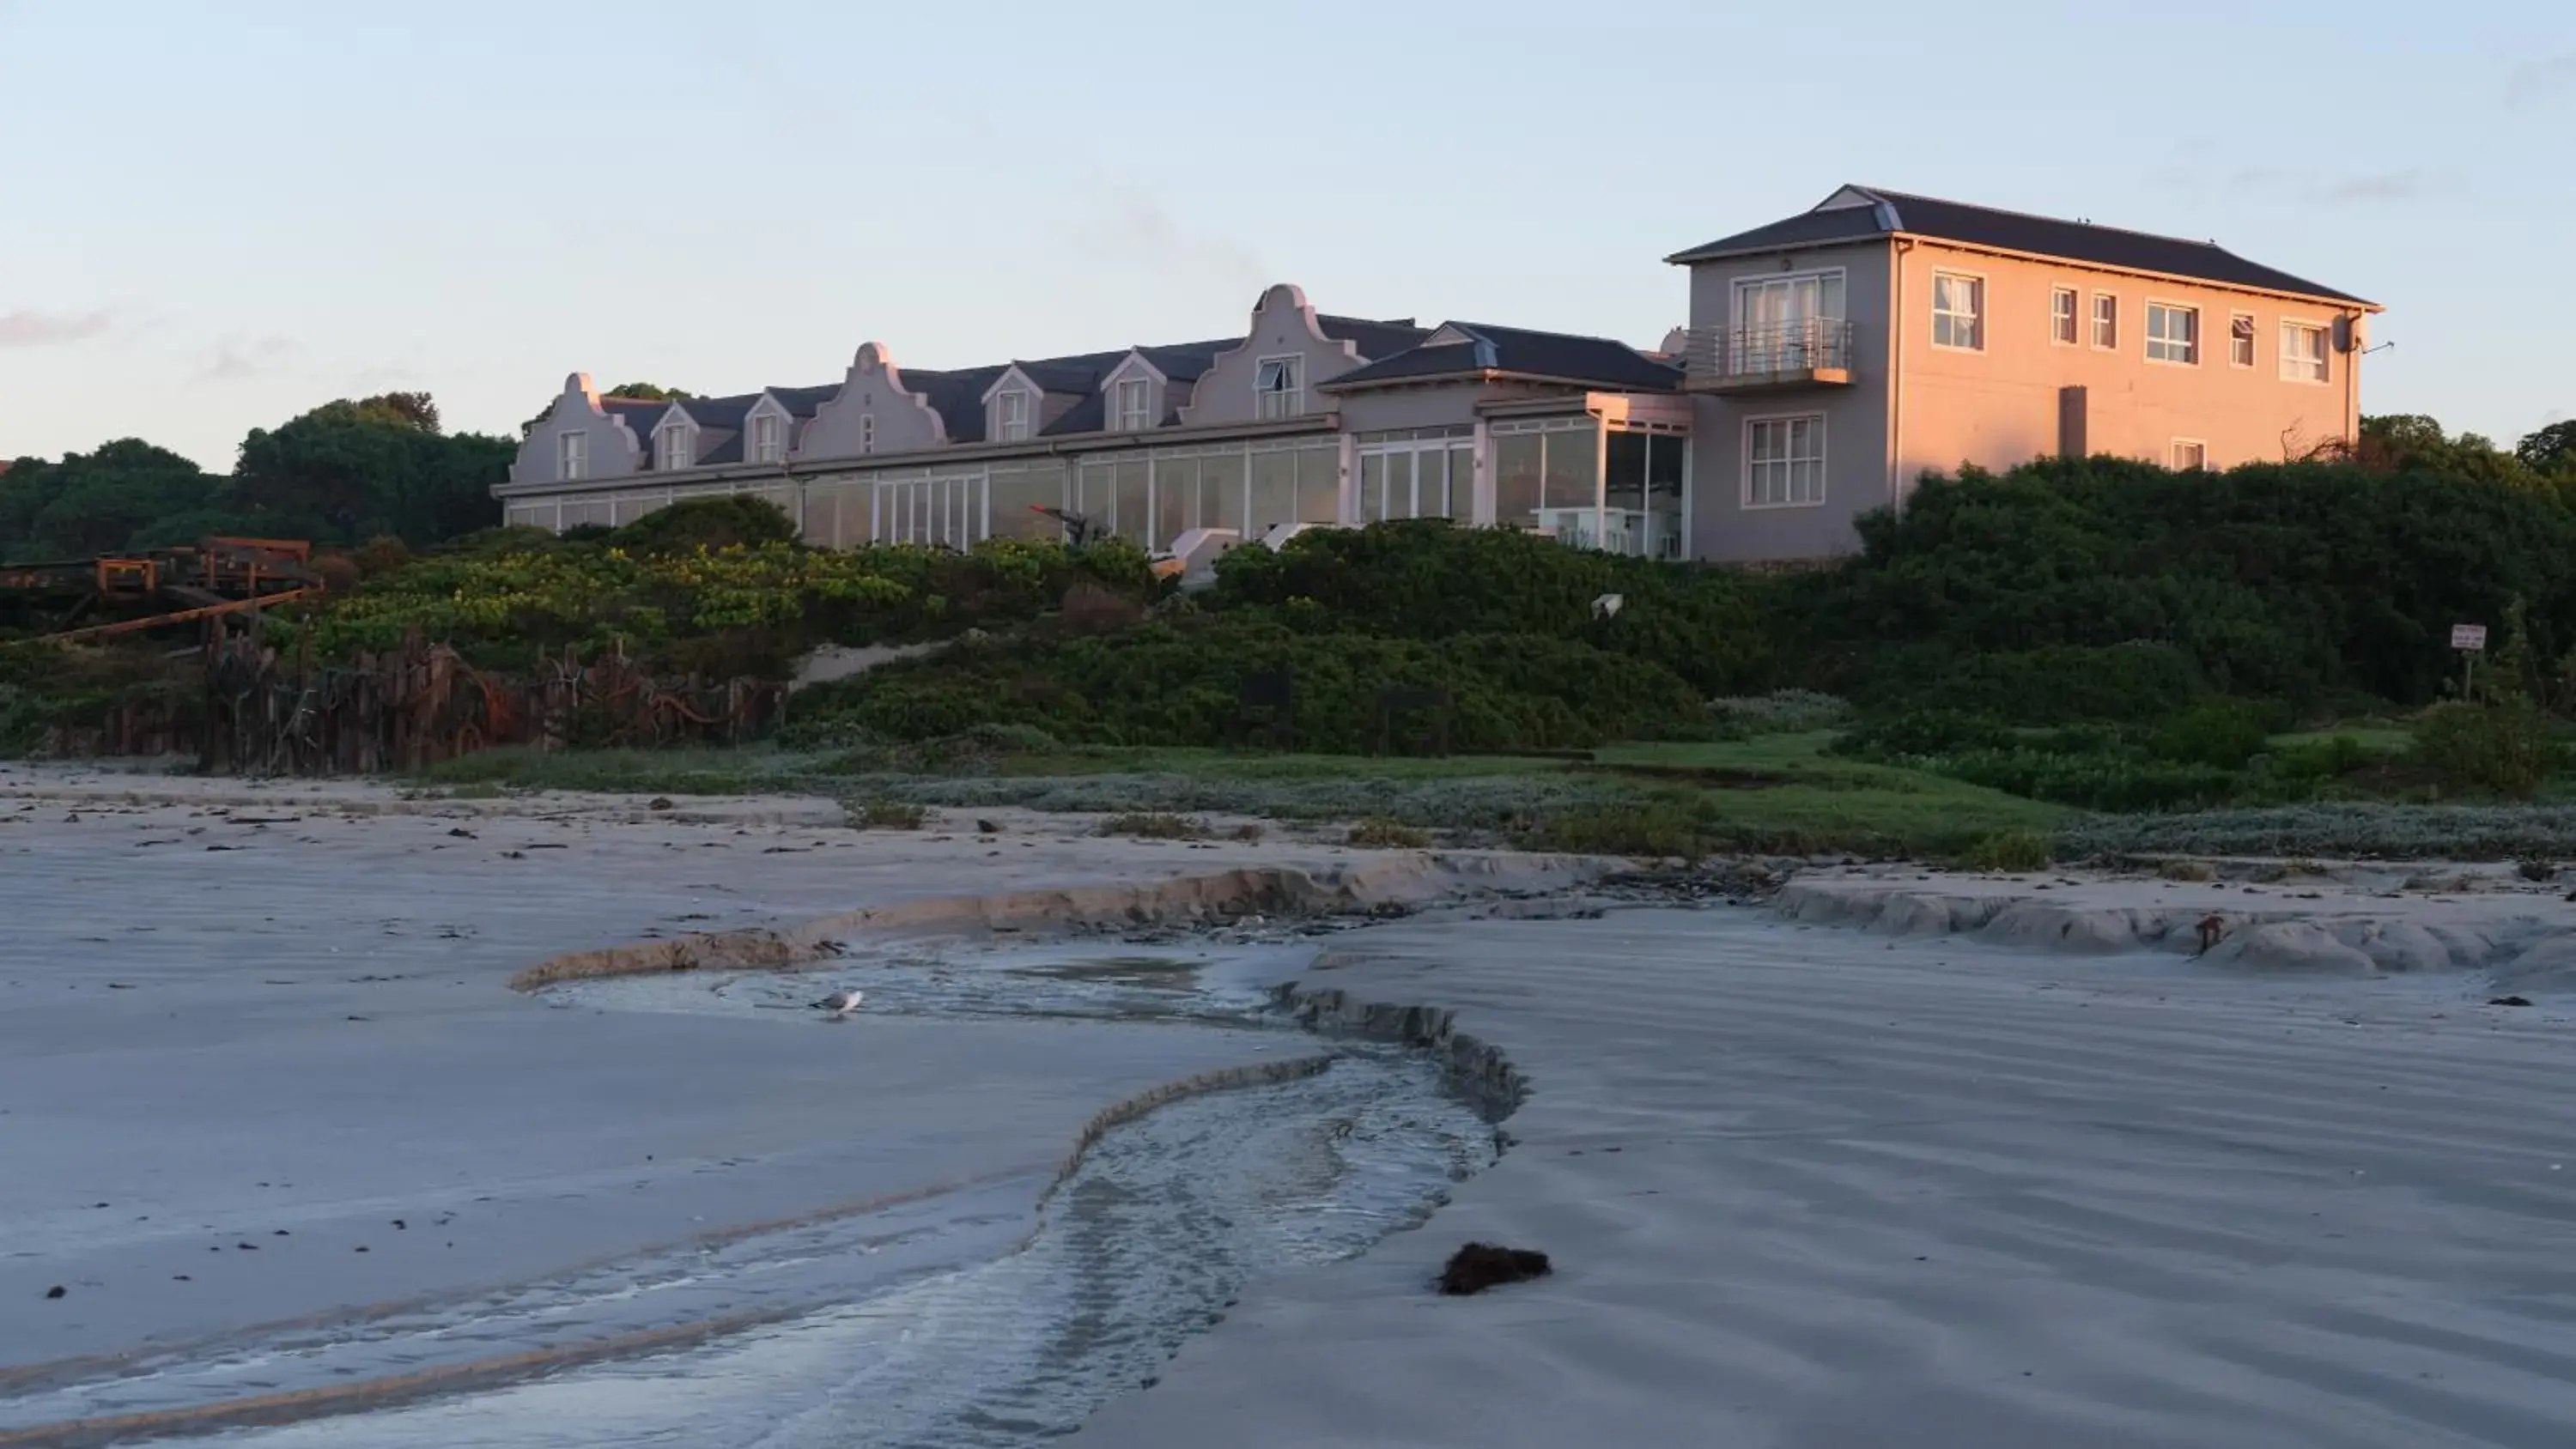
[1681,319,1856,394]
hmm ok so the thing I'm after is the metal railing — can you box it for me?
[1683,318,1856,380]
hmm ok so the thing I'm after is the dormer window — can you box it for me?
[750,413,783,464]
[1255,356,1303,420]
[558,430,588,481]
[1115,377,1152,431]
[656,424,692,470]
[994,390,1030,442]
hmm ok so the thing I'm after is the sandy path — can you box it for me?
[1085,907,2576,1448]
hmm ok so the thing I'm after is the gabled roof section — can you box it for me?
[1321,323,1680,393]
[1665,184,2374,306]
[599,397,671,435]
[766,385,837,418]
[669,393,756,431]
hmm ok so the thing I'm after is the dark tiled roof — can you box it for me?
[767,385,838,417]
[599,397,666,436]
[1318,314,1431,360]
[696,430,744,466]
[1323,324,1682,393]
[671,393,755,431]
[1666,185,2371,306]
[1139,342,1229,382]
[1040,392,1105,437]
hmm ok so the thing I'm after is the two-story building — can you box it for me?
[495,184,2376,565]
[1668,185,2379,561]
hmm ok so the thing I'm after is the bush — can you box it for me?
[1963,830,2052,872]
[1347,817,1431,848]
[610,496,799,555]
[2413,701,2556,799]
[1831,711,2017,760]
[2149,699,2278,769]
[1707,689,1850,736]
[787,616,1716,754]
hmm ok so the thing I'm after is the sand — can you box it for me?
[1085,876,2576,1448]
[8,763,2576,1446]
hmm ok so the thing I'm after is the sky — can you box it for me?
[1,0,2568,471]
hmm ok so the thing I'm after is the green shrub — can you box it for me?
[609,496,800,555]
[1521,800,1710,859]
[1962,830,2052,871]
[1831,711,2017,760]
[2412,701,2556,799]
[844,797,929,829]
[2149,699,2278,769]
[1707,689,1850,736]
[1347,817,1432,848]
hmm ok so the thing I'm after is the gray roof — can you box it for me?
[1323,323,1682,393]
[1665,185,2372,306]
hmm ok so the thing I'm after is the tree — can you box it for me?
[233,396,510,546]
[0,440,219,561]
[2355,415,2540,487]
[350,391,441,433]
[2518,419,2576,480]
[604,382,692,403]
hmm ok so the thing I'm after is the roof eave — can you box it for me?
[1663,233,1891,267]
[1889,230,2379,311]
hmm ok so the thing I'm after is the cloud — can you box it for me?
[2507,52,2576,109]
[0,308,112,348]
[197,334,299,382]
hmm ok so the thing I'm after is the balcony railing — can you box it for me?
[1682,318,1856,392]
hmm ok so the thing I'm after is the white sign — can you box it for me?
[2451,624,2488,652]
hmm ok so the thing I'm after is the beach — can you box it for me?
[5,763,2575,1446]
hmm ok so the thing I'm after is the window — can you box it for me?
[1255,355,1303,419]
[750,413,783,463]
[2091,292,2118,350]
[1931,272,1984,350]
[1115,377,1152,431]
[656,426,690,470]
[557,430,588,481]
[2145,303,2200,364]
[2280,320,2330,383]
[2230,312,2256,368]
[1744,415,1826,508]
[2171,440,2208,471]
[2051,287,2079,346]
[994,390,1030,442]
[860,415,876,454]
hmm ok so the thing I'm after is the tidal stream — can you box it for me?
[32,939,1498,1446]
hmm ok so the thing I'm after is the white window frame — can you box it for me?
[2279,320,2330,385]
[2170,439,2208,471]
[2228,312,2257,369]
[2090,291,2119,351]
[557,430,588,482]
[656,424,691,471]
[2144,300,2201,366]
[1255,355,1304,419]
[2050,286,2079,347]
[993,389,1030,442]
[1929,270,1985,352]
[750,412,783,464]
[1741,412,1826,511]
[1115,377,1153,432]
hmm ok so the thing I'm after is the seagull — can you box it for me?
[811,989,865,1019]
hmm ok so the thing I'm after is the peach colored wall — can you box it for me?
[1891,240,2363,488]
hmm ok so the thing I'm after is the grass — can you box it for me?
[400,729,2081,860]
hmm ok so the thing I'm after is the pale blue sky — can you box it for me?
[2,0,2567,470]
